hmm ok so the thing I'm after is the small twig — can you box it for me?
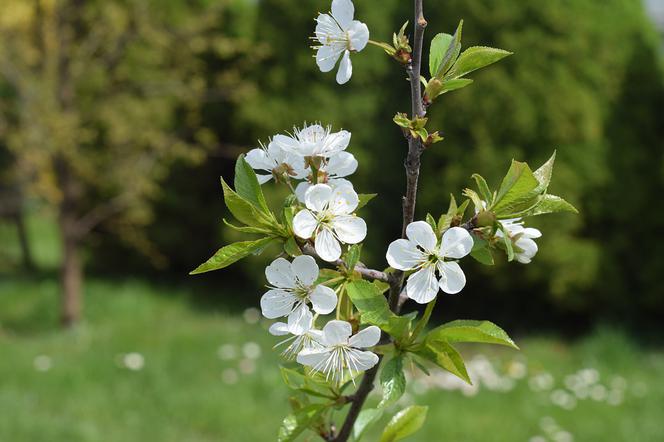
[301,243,390,283]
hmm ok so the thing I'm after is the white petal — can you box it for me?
[316,44,343,73]
[331,0,354,29]
[265,257,296,288]
[325,151,357,177]
[347,21,369,51]
[245,148,273,171]
[346,349,379,372]
[256,174,272,184]
[260,289,297,319]
[315,13,343,44]
[321,130,351,157]
[331,215,366,244]
[293,209,318,239]
[329,184,358,215]
[287,303,314,335]
[348,326,381,348]
[305,184,333,212]
[336,50,353,84]
[437,261,466,294]
[322,320,353,346]
[294,181,310,203]
[310,285,337,314]
[315,228,342,262]
[386,239,423,271]
[291,255,319,286]
[268,322,290,336]
[297,347,331,367]
[406,266,439,304]
[522,227,542,239]
[440,227,473,259]
[515,237,538,263]
[406,221,438,252]
[273,134,301,154]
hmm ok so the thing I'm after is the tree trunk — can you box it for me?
[59,218,82,328]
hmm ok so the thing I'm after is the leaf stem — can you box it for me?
[410,297,437,342]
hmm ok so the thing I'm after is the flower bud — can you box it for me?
[476,210,496,227]
[424,78,443,103]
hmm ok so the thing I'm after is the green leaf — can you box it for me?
[379,356,406,408]
[447,46,512,79]
[357,193,378,210]
[429,33,453,76]
[533,151,556,192]
[221,177,274,228]
[223,218,272,234]
[496,221,515,261]
[284,237,302,257]
[492,160,540,215]
[522,194,578,217]
[427,320,518,349]
[277,404,326,442]
[416,340,470,383]
[425,213,437,233]
[435,20,463,78]
[345,280,411,340]
[437,194,458,235]
[234,155,269,213]
[470,236,494,265]
[462,188,484,213]
[440,78,473,94]
[345,244,362,272]
[380,405,429,442]
[393,113,411,128]
[471,173,493,205]
[189,237,275,274]
[353,408,384,442]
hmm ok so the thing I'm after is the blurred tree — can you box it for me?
[0,0,243,326]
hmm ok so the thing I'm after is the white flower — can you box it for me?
[292,184,366,262]
[269,315,324,360]
[295,151,358,201]
[297,320,380,383]
[260,255,338,333]
[274,123,351,158]
[386,221,473,304]
[313,0,369,84]
[497,218,542,264]
[245,140,307,184]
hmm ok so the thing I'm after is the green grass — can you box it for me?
[1,278,663,442]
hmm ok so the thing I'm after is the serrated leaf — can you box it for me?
[428,320,518,349]
[429,33,453,76]
[440,78,473,94]
[492,160,540,215]
[470,236,494,265]
[221,177,274,228]
[437,194,458,235]
[284,237,302,257]
[425,213,437,233]
[353,408,384,442]
[223,218,272,234]
[435,20,463,78]
[393,113,411,128]
[190,237,276,274]
[346,280,411,340]
[522,194,578,217]
[277,404,326,442]
[379,356,406,408]
[357,193,378,210]
[345,244,362,272]
[234,155,269,213]
[380,405,428,442]
[471,173,493,204]
[447,46,512,79]
[533,151,556,192]
[416,340,470,383]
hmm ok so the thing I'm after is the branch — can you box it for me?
[301,243,390,283]
[74,195,129,238]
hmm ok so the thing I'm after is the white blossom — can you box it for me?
[260,255,337,333]
[245,140,307,184]
[313,0,369,84]
[292,184,366,262]
[274,123,351,159]
[497,218,542,264]
[386,221,473,304]
[295,151,358,201]
[297,320,380,383]
[269,315,324,360]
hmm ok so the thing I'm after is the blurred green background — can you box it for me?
[1,0,663,441]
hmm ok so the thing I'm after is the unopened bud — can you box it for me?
[394,48,412,65]
[476,210,496,227]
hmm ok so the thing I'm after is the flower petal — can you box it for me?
[268,322,290,336]
[406,221,437,253]
[291,255,319,286]
[346,349,379,372]
[273,134,301,154]
[515,237,538,263]
[287,303,314,335]
[305,184,333,212]
[325,151,357,177]
[256,174,272,184]
[437,261,466,294]
[440,226,473,259]
[331,215,366,244]
[522,227,542,239]
[336,50,353,84]
[322,320,353,346]
[260,289,297,319]
[293,209,318,239]
[315,13,343,44]
[265,257,296,288]
[331,0,354,29]
[294,181,310,203]
[348,325,381,348]
[297,347,331,367]
[315,228,342,262]
[329,184,359,215]
[347,20,369,51]
[316,44,343,73]
[310,284,337,314]
[386,238,423,271]
[406,266,439,304]
[322,130,351,157]
[245,147,273,171]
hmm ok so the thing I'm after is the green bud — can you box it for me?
[476,210,496,227]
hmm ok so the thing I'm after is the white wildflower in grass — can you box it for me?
[122,352,145,371]
[313,0,369,84]
[260,255,337,332]
[386,221,473,304]
[497,218,542,264]
[293,184,367,262]
[295,151,358,202]
[275,123,351,159]
[33,355,52,372]
[297,320,380,384]
[269,315,324,360]
[245,140,307,184]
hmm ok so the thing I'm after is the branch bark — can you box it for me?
[301,243,390,283]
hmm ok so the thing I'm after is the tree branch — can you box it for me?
[301,243,390,283]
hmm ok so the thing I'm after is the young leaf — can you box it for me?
[277,404,326,442]
[345,244,362,272]
[380,405,429,442]
[429,33,453,76]
[447,46,512,79]
[223,218,272,235]
[190,237,276,274]
[440,78,473,94]
[284,237,302,257]
[521,194,578,217]
[425,213,437,233]
[471,173,493,205]
[533,150,556,192]
[462,188,484,213]
[221,177,274,228]
[491,160,539,215]
[345,280,411,339]
[415,340,470,383]
[435,20,463,78]
[234,155,269,213]
[437,194,458,235]
[379,356,406,408]
[470,236,494,265]
[496,221,515,261]
[427,320,518,349]
[357,193,378,210]
[353,408,384,442]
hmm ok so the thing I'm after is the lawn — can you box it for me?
[1,277,663,442]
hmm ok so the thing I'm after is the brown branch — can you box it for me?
[74,195,129,238]
[301,243,390,283]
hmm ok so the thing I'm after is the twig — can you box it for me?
[301,243,390,283]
